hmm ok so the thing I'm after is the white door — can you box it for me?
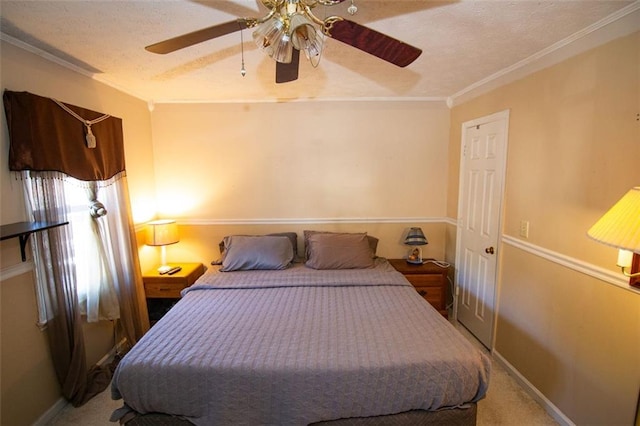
[455,110,509,349]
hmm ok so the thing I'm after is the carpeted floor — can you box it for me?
[48,321,559,426]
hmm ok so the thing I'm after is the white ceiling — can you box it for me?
[1,1,637,104]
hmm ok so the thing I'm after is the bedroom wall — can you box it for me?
[0,41,155,425]
[145,101,452,269]
[447,31,640,424]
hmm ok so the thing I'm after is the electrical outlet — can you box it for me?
[519,220,530,238]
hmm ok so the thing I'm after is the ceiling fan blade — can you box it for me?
[146,19,250,54]
[275,48,300,84]
[327,19,422,67]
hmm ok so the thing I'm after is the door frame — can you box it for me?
[453,109,510,350]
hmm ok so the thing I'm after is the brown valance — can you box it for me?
[3,90,125,181]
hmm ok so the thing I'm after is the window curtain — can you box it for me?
[4,90,148,406]
[22,170,111,406]
[79,180,120,322]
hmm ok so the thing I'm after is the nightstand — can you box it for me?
[143,262,205,324]
[388,258,450,318]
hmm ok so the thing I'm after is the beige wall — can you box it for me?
[150,101,450,221]
[448,32,640,424]
[143,100,452,271]
[0,41,155,425]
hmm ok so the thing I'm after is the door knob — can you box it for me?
[485,247,495,254]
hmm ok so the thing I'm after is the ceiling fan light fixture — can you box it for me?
[303,32,323,59]
[272,33,294,63]
[289,13,314,48]
[145,0,423,83]
[290,13,323,59]
[252,17,287,58]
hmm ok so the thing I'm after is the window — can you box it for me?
[25,173,120,325]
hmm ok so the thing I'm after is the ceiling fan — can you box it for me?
[145,0,422,83]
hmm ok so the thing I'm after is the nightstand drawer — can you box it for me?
[414,286,443,307]
[144,282,187,298]
[404,274,442,287]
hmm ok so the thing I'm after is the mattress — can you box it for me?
[111,259,490,425]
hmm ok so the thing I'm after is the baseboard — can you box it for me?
[32,397,67,426]
[96,337,127,366]
[492,350,576,426]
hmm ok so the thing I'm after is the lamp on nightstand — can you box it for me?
[146,219,180,274]
[587,187,640,286]
[404,227,428,265]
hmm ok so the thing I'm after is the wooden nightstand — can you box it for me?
[143,262,205,324]
[388,258,450,318]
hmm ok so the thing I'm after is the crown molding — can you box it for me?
[0,32,149,102]
[448,2,640,108]
[147,97,449,105]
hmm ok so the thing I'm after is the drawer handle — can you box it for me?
[158,288,172,291]
[418,290,428,297]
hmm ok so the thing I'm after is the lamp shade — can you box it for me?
[587,187,640,253]
[404,227,428,246]
[146,220,179,246]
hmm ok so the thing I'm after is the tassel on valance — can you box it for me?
[3,90,125,181]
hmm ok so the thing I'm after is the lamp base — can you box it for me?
[407,246,423,264]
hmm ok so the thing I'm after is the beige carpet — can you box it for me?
[48,321,559,426]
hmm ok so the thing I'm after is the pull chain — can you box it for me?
[348,0,358,15]
[240,26,246,77]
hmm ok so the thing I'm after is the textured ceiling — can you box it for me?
[0,1,637,103]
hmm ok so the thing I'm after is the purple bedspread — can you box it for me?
[111,259,490,425]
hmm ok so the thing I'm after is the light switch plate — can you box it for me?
[519,220,530,238]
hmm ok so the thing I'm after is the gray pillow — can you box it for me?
[220,235,294,271]
[219,232,299,259]
[305,232,374,270]
[303,230,378,260]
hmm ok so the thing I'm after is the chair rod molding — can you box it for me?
[177,217,457,226]
[0,260,34,281]
[501,235,638,294]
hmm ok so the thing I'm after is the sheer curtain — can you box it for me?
[23,171,94,405]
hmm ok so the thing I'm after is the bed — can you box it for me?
[111,232,490,425]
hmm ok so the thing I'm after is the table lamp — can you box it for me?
[146,219,179,274]
[404,227,428,264]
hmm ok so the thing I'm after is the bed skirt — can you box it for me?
[123,404,477,426]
